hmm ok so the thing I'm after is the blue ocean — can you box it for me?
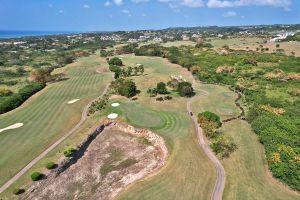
[0,30,79,39]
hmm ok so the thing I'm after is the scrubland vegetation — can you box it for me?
[132,43,300,191]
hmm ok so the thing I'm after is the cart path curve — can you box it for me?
[0,83,111,194]
[187,80,225,200]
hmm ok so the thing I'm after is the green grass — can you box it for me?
[190,82,299,199]
[0,55,113,186]
[108,56,216,200]
[221,120,299,200]
[111,102,216,200]
[191,83,240,121]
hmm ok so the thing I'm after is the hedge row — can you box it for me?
[0,82,46,114]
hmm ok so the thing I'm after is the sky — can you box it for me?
[0,0,299,31]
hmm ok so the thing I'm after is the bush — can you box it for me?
[12,188,25,195]
[111,78,138,98]
[156,82,168,94]
[63,148,76,157]
[177,81,194,97]
[30,172,43,181]
[210,135,237,158]
[198,111,222,127]
[45,162,57,170]
[0,82,46,114]
[108,57,122,66]
[195,43,213,48]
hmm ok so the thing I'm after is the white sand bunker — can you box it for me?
[107,113,118,119]
[0,123,24,133]
[111,103,120,107]
[67,99,80,104]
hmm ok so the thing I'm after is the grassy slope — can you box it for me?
[113,56,216,200]
[221,120,299,200]
[191,83,299,200]
[0,55,113,186]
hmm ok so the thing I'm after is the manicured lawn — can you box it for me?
[112,56,216,200]
[0,55,113,186]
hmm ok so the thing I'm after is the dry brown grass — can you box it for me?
[260,104,286,116]
[216,65,234,74]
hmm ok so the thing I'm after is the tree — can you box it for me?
[29,68,51,83]
[111,78,138,98]
[177,81,194,97]
[117,79,137,97]
[156,82,168,94]
[108,57,123,66]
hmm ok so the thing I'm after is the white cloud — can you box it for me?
[113,0,124,6]
[207,0,291,9]
[223,11,237,17]
[104,1,112,6]
[158,0,204,8]
[132,0,149,3]
[83,4,90,9]
[122,9,132,16]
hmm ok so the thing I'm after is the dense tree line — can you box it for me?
[0,82,46,114]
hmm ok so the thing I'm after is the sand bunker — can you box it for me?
[67,99,80,104]
[111,103,120,107]
[0,123,23,133]
[107,113,118,119]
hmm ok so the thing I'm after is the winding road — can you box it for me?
[0,83,111,194]
[187,80,225,200]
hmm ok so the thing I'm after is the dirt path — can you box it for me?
[0,83,111,194]
[187,80,225,200]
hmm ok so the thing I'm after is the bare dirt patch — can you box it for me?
[21,122,167,200]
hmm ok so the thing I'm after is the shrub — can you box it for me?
[0,88,13,97]
[45,162,57,170]
[30,172,43,181]
[111,78,138,98]
[198,111,222,127]
[177,81,194,97]
[0,82,46,114]
[156,97,164,101]
[12,188,25,195]
[108,57,122,66]
[195,43,213,48]
[156,82,168,94]
[63,148,76,157]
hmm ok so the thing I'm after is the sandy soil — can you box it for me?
[107,113,118,119]
[111,103,120,107]
[67,99,80,104]
[0,123,23,133]
[21,122,167,200]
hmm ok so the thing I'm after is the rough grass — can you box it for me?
[191,83,240,121]
[0,55,113,186]
[221,120,299,200]
[161,41,196,47]
[210,37,264,48]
